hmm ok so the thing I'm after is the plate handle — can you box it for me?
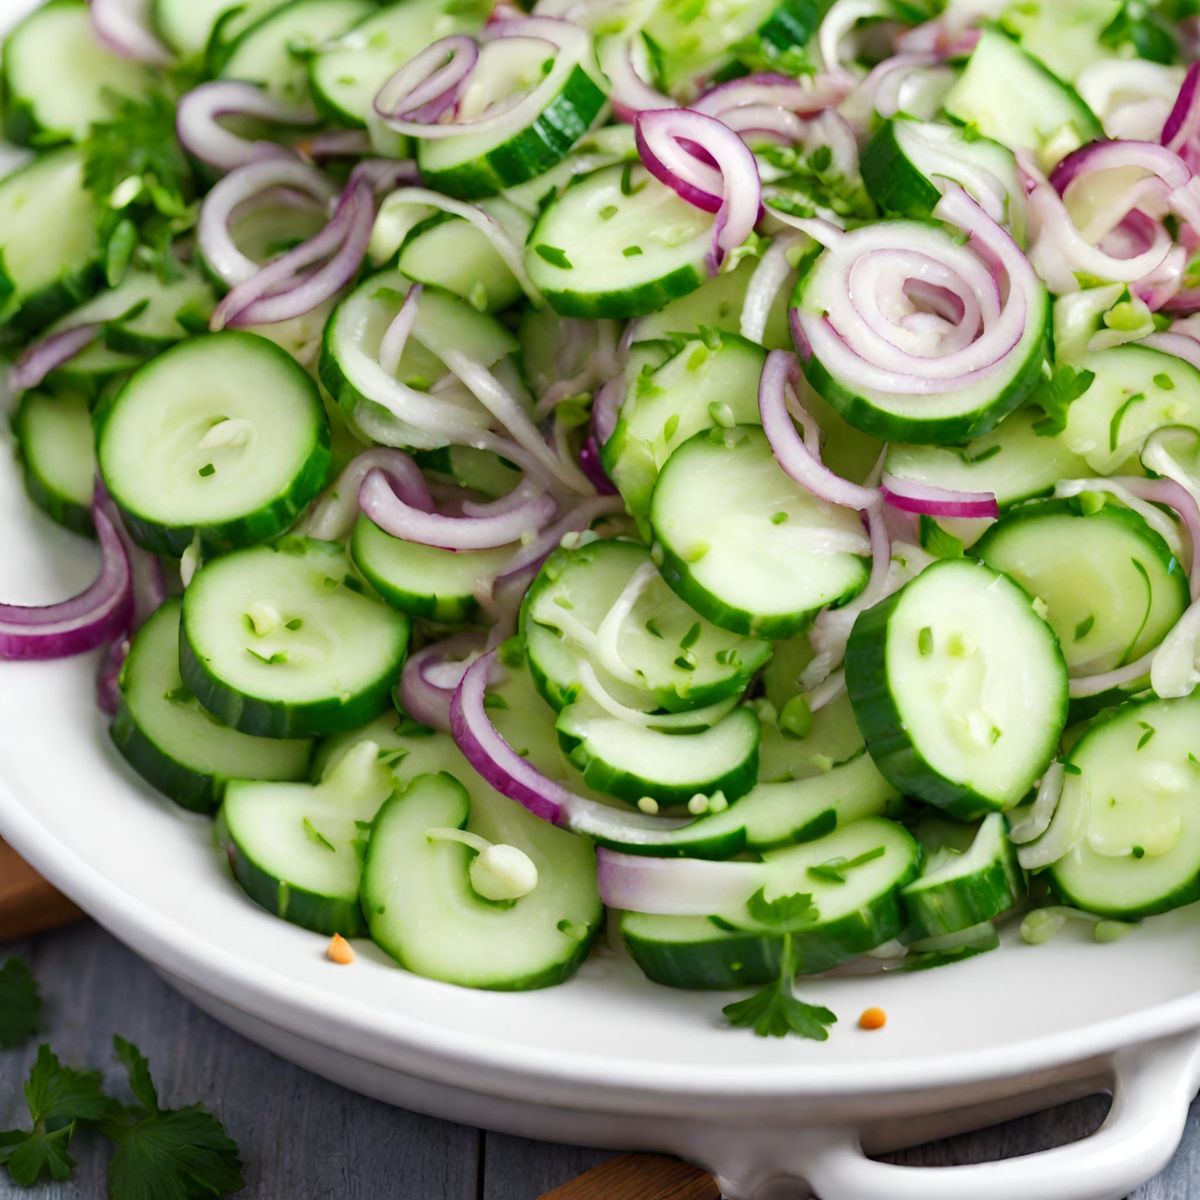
[797,1031,1200,1200]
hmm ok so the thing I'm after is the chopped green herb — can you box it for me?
[197,463,215,478]
[918,515,965,559]
[302,818,336,853]
[1074,614,1095,641]
[779,694,812,739]
[534,244,572,269]
[1132,845,1146,859]
[1029,366,1095,438]
[1154,372,1175,390]
[645,617,665,639]
[622,245,643,257]
[958,443,1002,466]
[918,626,933,656]
[673,652,697,671]
[246,648,287,666]
[1063,762,1082,775]
[483,693,510,710]
[807,845,886,885]
[598,204,618,220]
[770,511,789,525]
[620,161,640,195]
[662,413,680,441]
[680,622,702,650]
[1109,392,1146,453]
[284,618,303,631]
[1136,721,1156,750]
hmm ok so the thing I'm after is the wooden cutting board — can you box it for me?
[0,839,82,941]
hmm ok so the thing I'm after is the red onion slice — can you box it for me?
[360,471,555,550]
[8,323,103,393]
[596,849,769,916]
[374,35,479,126]
[177,82,318,171]
[880,473,999,520]
[694,71,853,120]
[635,108,761,269]
[1163,62,1200,168]
[90,0,172,64]
[596,35,673,122]
[398,632,487,732]
[304,447,434,541]
[0,504,132,661]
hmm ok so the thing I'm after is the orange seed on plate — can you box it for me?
[858,1006,887,1031]
[327,933,355,965]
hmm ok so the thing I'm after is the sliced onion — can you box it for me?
[694,72,853,121]
[0,504,132,661]
[758,350,880,510]
[578,431,616,494]
[740,233,799,345]
[1017,778,1087,871]
[635,108,761,269]
[596,849,768,916]
[399,632,487,731]
[177,82,318,171]
[374,35,479,126]
[90,0,172,64]
[360,471,556,550]
[880,473,998,520]
[1151,594,1200,698]
[8,323,102,393]
[1163,62,1200,169]
[1143,328,1200,370]
[816,0,892,76]
[296,129,374,162]
[95,488,165,628]
[597,34,673,122]
[304,448,433,541]
[198,159,338,288]
[1008,762,1064,845]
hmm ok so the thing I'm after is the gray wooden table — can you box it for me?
[2,922,1198,1200]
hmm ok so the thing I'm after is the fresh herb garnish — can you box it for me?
[1029,366,1095,438]
[918,515,965,559]
[722,889,836,1040]
[1109,392,1146,453]
[1074,614,1095,641]
[534,244,572,269]
[0,958,41,1049]
[806,846,886,885]
[302,817,336,852]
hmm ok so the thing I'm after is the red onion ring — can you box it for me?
[597,35,673,123]
[8,323,103,393]
[635,108,761,269]
[1163,62,1200,170]
[90,0,172,65]
[1144,329,1200,369]
[0,503,132,661]
[880,473,999,519]
[596,849,769,916]
[398,632,487,732]
[304,447,434,542]
[360,471,556,550]
[177,82,318,172]
[759,350,880,511]
[295,129,373,162]
[374,35,479,126]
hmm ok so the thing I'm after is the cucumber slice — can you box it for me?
[319,270,512,447]
[97,331,331,556]
[847,558,1069,820]
[1000,0,1124,84]
[620,912,783,990]
[416,39,608,200]
[112,601,312,814]
[308,0,485,128]
[525,164,715,319]
[311,712,454,782]
[861,117,1025,244]
[2,0,153,146]
[1050,695,1200,919]
[902,813,1025,940]
[556,701,760,808]
[589,750,900,859]
[793,221,1050,445]
[219,0,373,105]
[1062,345,1200,475]
[414,444,521,499]
[396,198,529,313]
[361,772,602,990]
[180,538,411,738]
[12,390,96,537]
[152,0,261,58]
[521,538,771,713]
[350,514,513,623]
[883,409,1089,510]
[757,679,866,782]
[904,919,1000,971]
[603,332,766,517]
[218,740,391,934]
[0,150,103,335]
[974,498,1189,677]
[942,27,1103,162]
[649,426,871,637]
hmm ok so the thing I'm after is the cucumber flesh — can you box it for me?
[218,739,392,934]
[112,601,312,814]
[13,389,97,537]
[361,772,602,990]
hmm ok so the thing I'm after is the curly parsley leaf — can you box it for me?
[745,887,817,933]
[1029,366,1095,438]
[0,1045,113,1187]
[0,958,41,1049]
[82,86,198,285]
[100,1037,244,1200]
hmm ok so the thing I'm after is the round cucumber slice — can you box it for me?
[521,538,771,713]
[218,740,393,934]
[846,558,1069,820]
[556,700,760,808]
[620,912,782,990]
[974,498,1189,677]
[416,37,608,199]
[361,772,602,990]
[1050,695,1200,919]
[525,164,715,319]
[649,426,871,637]
[350,514,513,623]
[180,537,411,738]
[97,331,331,556]
[112,601,312,814]
[12,389,96,537]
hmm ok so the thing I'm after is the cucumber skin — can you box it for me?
[417,66,607,201]
[11,394,95,538]
[859,120,943,219]
[844,563,1067,821]
[758,0,826,50]
[902,854,1024,941]
[621,917,783,990]
[792,278,1050,446]
[110,705,228,815]
[214,806,369,936]
[555,711,761,808]
[532,258,710,321]
[179,618,409,740]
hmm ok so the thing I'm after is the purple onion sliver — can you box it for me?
[595,849,768,916]
[374,36,479,125]
[305,447,433,541]
[880,473,999,520]
[90,0,172,64]
[398,632,487,732]
[578,432,616,494]
[176,82,317,172]
[9,323,103,393]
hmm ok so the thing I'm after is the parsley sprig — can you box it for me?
[1028,365,1095,438]
[0,957,41,1049]
[721,890,837,1041]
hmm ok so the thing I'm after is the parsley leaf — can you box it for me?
[1028,366,1095,438]
[0,1045,113,1187]
[100,1037,244,1200]
[919,515,965,560]
[722,891,836,1040]
[82,87,197,285]
[0,958,41,1049]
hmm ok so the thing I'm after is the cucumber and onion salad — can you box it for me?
[8,0,1200,1043]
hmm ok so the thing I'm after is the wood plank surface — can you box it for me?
[2,921,1199,1199]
